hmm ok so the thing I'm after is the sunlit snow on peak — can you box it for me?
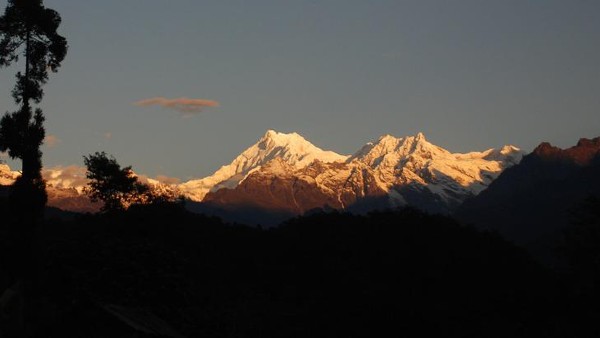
[179,130,348,201]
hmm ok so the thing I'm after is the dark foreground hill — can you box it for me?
[456,137,600,264]
[1,202,598,337]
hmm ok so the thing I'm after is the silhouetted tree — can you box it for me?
[83,152,150,212]
[0,2,66,335]
[0,0,67,217]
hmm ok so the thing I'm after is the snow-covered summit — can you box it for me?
[349,132,450,168]
[250,130,348,169]
[481,145,523,165]
[338,132,522,204]
[179,130,348,201]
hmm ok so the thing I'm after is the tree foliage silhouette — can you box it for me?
[83,152,150,212]
[0,0,67,217]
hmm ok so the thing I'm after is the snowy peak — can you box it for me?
[252,129,348,168]
[482,145,523,166]
[260,129,303,147]
[349,132,449,168]
[179,130,348,201]
[333,132,525,208]
[351,132,522,169]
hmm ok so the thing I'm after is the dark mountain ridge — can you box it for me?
[456,136,600,263]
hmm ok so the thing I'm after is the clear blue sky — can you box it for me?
[1,0,599,180]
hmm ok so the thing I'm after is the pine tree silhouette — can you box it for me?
[0,0,67,218]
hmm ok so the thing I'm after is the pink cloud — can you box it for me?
[134,97,220,117]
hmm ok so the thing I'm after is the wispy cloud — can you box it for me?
[134,97,220,117]
[44,135,61,148]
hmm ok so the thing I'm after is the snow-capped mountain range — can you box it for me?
[199,130,522,217]
[0,130,523,216]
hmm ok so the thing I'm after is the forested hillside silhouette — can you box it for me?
[1,201,598,337]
